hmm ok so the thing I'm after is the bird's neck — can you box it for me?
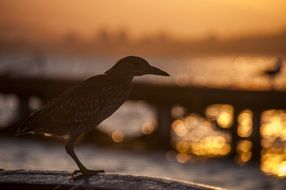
[106,73,135,81]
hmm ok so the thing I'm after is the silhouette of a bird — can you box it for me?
[263,57,283,79]
[17,56,169,179]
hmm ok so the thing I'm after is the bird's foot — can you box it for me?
[70,169,105,181]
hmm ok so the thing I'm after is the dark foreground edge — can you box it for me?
[0,170,226,190]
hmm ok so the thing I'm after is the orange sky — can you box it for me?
[0,0,286,40]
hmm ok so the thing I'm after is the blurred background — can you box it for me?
[0,0,286,189]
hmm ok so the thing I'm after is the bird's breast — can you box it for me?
[97,80,132,120]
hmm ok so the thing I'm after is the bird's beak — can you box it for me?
[148,66,170,76]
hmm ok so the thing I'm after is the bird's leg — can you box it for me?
[65,134,105,180]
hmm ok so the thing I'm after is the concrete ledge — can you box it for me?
[0,170,225,190]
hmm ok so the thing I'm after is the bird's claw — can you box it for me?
[70,169,105,181]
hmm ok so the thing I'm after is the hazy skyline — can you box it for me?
[0,0,286,40]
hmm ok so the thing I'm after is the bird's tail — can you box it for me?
[16,114,35,136]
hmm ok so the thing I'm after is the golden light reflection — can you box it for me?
[261,115,285,139]
[176,141,189,153]
[141,121,156,135]
[237,110,253,138]
[43,133,53,137]
[277,161,286,177]
[43,133,69,141]
[236,140,252,164]
[206,104,233,129]
[260,110,286,178]
[111,130,124,143]
[172,113,231,160]
[189,136,231,156]
[172,119,188,137]
[176,153,190,164]
[261,153,286,177]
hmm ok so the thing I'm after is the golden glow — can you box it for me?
[261,153,286,178]
[217,112,232,129]
[63,135,69,140]
[237,110,253,138]
[172,119,188,137]
[172,113,231,159]
[190,136,231,156]
[277,161,286,177]
[237,140,252,151]
[206,104,233,129]
[43,133,69,141]
[176,153,190,164]
[261,116,284,138]
[260,110,286,178]
[1,0,286,40]
[141,121,156,135]
[236,140,252,164]
[176,141,189,153]
[111,130,124,143]
[43,133,53,137]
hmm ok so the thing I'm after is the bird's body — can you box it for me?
[17,56,169,179]
[21,74,133,136]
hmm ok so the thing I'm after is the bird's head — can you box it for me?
[105,56,170,77]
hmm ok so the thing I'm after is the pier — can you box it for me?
[1,76,286,162]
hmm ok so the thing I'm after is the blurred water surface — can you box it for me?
[0,138,285,190]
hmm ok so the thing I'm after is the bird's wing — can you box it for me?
[42,75,108,123]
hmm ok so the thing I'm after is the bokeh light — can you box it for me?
[237,110,253,138]
[141,120,157,135]
[236,140,252,164]
[112,130,124,143]
[260,110,286,178]
[206,104,233,129]
[172,112,231,160]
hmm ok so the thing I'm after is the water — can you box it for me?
[0,137,285,190]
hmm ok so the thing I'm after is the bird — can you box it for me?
[263,57,283,79]
[17,56,169,179]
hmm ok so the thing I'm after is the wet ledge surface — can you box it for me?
[0,170,225,190]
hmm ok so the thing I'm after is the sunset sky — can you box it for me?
[0,0,286,40]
